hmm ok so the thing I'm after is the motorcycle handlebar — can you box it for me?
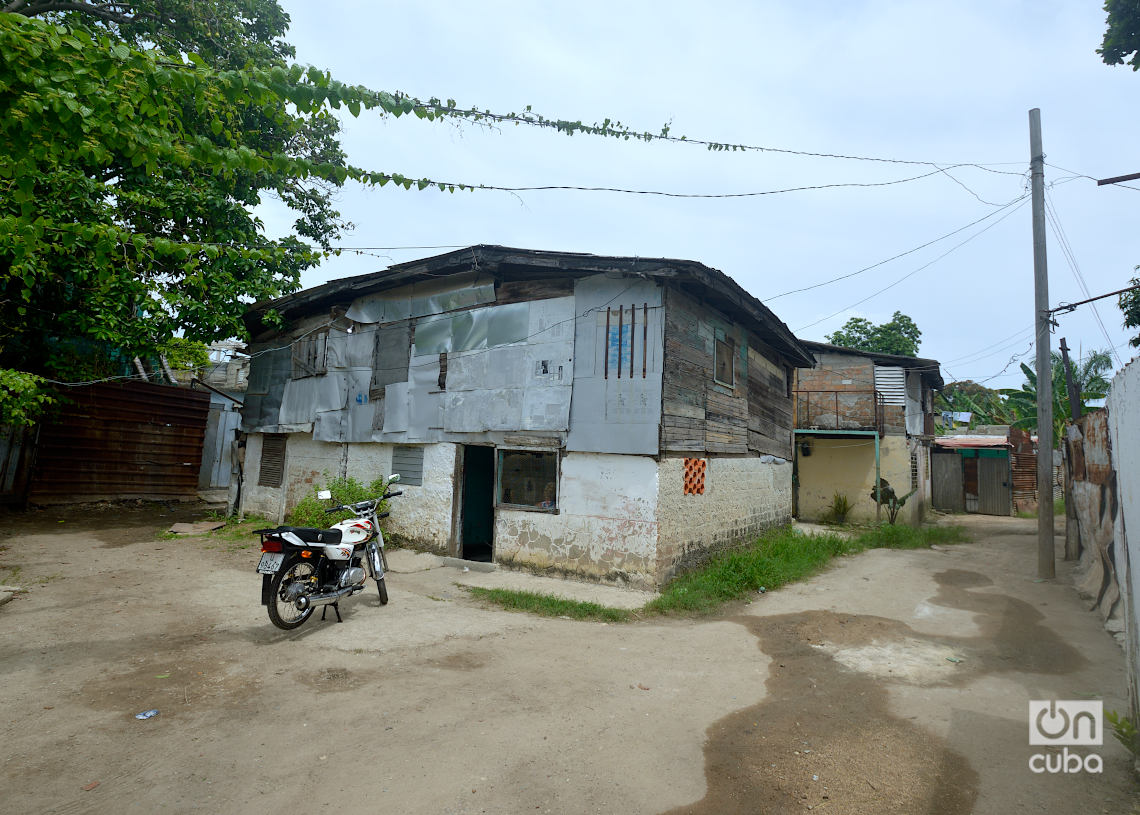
[323,495,396,513]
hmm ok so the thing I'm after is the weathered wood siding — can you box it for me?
[661,287,793,458]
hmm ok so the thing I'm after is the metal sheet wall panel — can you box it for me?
[30,382,210,502]
[932,453,965,511]
[977,455,1011,516]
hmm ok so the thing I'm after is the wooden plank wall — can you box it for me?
[661,288,793,458]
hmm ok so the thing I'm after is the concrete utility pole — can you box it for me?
[1029,108,1055,579]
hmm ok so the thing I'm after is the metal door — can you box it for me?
[932,453,964,512]
[978,456,1011,516]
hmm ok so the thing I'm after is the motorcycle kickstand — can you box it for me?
[321,602,343,623]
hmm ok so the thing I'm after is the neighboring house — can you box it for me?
[793,341,943,525]
[931,428,1035,516]
[238,245,814,588]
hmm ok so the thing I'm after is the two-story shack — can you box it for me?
[793,341,943,525]
[239,246,814,588]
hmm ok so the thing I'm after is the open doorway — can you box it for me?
[460,445,494,562]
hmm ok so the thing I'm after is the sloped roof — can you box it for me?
[800,340,944,390]
[933,435,1010,449]
[244,244,815,366]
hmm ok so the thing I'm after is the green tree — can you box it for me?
[1100,0,1140,70]
[1000,350,1113,443]
[825,311,922,357]
[935,381,1013,429]
[1119,275,1140,347]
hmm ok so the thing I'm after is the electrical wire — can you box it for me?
[795,196,1031,332]
[766,194,1029,301]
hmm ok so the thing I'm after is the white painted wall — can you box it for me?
[495,452,659,587]
[1107,357,1140,725]
[656,455,792,582]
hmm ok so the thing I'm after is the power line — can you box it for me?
[795,196,1030,332]
[765,194,1029,301]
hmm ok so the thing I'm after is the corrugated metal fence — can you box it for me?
[28,382,210,503]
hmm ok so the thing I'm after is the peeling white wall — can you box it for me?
[495,452,659,587]
[656,455,792,582]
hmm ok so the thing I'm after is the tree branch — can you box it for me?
[11,1,140,25]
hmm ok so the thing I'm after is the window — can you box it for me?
[714,338,735,388]
[391,445,424,486]
[291,329,328,378]
[258,434,287,488]
[497,449,558,511]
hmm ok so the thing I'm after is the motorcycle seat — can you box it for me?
[271,526,343,544]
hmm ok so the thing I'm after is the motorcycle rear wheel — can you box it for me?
[268,559,317,630]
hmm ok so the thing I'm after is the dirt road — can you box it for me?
[1,507,1135,814]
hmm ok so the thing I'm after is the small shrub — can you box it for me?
[287,475,391,528]
[825,492,852,524]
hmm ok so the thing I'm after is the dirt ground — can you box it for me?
[1,506,1137,814]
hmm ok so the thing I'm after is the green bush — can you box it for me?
[287,475,391,528]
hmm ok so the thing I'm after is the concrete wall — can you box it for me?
[495,452,659,587]
[372,443,456,553]
[655,455,791,583]
[1106,359,1140,724]
[796,435,914,524]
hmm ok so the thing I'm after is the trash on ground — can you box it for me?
[82,781,100,791]
[946,656,963,664]
[168,521,226,535]
[135,709,160,720]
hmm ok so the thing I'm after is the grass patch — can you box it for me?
[468,524,970,622]
[465,586,633,623]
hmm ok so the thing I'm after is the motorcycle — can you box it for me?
[254,474,402,630]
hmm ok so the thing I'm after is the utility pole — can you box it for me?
[1058,337,1081,561]
[1030,108,1055,579]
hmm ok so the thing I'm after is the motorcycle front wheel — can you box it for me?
[376,577,388,606]
[267,558,317,630]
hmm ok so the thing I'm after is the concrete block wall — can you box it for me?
[495,452,659,587]
[240,432,344,522]
[655,455,792,583]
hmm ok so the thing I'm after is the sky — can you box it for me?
[258,0,1140,390]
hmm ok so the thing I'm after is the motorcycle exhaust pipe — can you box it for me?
[295,586,356,611]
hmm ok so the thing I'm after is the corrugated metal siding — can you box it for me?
[873,366,906,406]
[29,382,210,503]
[1010,428,1036,507]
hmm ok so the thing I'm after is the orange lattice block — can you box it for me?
[683,458,707,495]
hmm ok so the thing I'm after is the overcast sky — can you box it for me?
[260,0,1140,389]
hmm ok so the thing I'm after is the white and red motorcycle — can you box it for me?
[254,475,401,630]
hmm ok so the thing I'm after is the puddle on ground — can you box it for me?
[665,569,1085,814]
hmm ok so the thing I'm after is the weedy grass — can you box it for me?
[464,586,633,622]
[466,523,970,621]
[287,475,390,528]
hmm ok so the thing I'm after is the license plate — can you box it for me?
[257,552,284,574]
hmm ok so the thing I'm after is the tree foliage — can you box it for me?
[1119,276,1140,348]
[935,380,1014,429]
[825,311,922,357]
[1100,0,1140,70]
[999,350,1113,442]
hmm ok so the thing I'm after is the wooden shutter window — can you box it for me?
[291,330,328,379]
[258,434,287,487]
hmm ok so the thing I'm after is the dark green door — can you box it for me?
[461,445,495,562]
